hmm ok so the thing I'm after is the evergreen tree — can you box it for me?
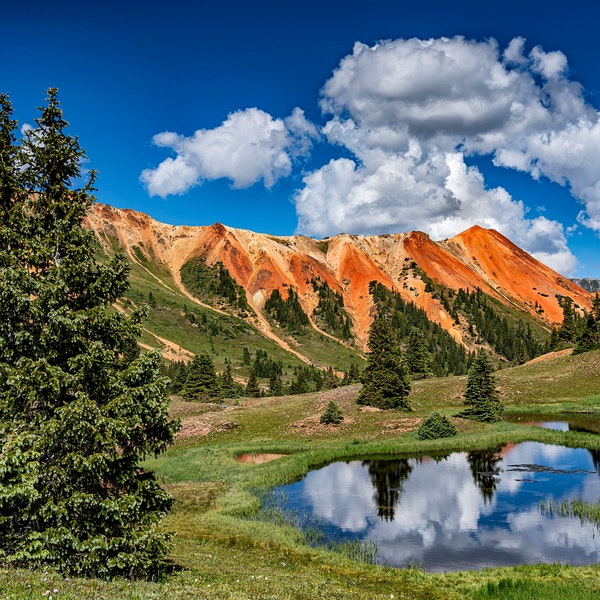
[321,366,339,390]
[288,367,310,394]
[357,314,411,410]
[557,296,578,344]
[147,291,157,308]
[574,293,600,355]
[268,365,284,396]
[183,352,221,401]
[417,412,457,439]
[168,360,189,394]
[405,327,431,379]
[219,361,241,398]
[0,90,179,577]
[264,287,309,331]
[320,400,343,424]
[457,352,503,422]
[244,368,261,397]
[0,94,21,247]
[242,346,251,366]
[342,362,361,385]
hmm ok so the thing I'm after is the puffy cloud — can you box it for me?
[141,107,317,196]
[295,36,600,275]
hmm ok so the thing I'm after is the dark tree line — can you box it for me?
[264,287,309,331]
[574,293,600,354]
[311,278,353,340]
[548,293,600,354]
[180,256,250,311]
[166,346,342,399]
[452,288,542,363]
[369,282,471,376]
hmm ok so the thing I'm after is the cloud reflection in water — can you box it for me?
[277,442,600,571]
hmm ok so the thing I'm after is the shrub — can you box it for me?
[417,412,457,439]
[320,401,343,424]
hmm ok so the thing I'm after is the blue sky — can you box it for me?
[2,0,599,277]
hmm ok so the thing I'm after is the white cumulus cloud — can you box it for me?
[294,36,600,275]
[141,107,317,196]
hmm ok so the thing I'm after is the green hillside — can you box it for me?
[6,349,600,599]
[97,236,365,385]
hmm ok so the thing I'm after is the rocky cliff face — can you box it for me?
[85,203,593,351]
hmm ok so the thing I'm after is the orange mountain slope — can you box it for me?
[85,203,593,351]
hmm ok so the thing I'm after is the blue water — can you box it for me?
[504,413,600,434]
[272,442,600,571]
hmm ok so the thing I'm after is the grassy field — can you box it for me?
[2,350,600,599]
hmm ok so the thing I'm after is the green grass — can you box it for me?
[3,350,600,599]
[107,238,365,379]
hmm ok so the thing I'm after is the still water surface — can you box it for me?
[503,413,600,433]
[272,442,600,571]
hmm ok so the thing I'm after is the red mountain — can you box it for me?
[86,203,593,353]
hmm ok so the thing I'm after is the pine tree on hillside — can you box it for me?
[244,367,261,397]
[322,366,339,390]
[405,327,431,379]
[457,352,503,423]
[0,90,179,578]
[574,293,600,355]
[268,365,284,396]
[219,360,241,398]
[357,313,411,410]
[183,352,221,400]
[551,295,586,349]
[166,359,189,394]
[342,362,361,385]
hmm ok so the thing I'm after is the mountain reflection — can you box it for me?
[362,459,413,521]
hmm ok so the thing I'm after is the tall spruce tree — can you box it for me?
[405,327,431,379]
[357,313,411,410]
[244,367,261,397]
[0,90,179,578]
[183,352,221,400]
[574,293,600,355]
[457,351,503,423]
[219,360,240,398]
[268,365,284,396]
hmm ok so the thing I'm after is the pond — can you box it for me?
[504,412,600,434]
[270,442,600,571]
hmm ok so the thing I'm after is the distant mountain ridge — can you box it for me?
[85,203,593,359]
[571,278,600,293]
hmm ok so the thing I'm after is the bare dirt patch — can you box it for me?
[290,413,356,434]
[380,418,421,434]
[177,415,239,439]
[525,348,573,365]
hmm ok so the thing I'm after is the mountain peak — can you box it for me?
[86,203,593,352]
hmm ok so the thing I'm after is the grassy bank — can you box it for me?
[2,350,600,599]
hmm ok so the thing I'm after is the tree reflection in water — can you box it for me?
[467,447,503,504]
[362,459,413,521]
[588,449,600,475]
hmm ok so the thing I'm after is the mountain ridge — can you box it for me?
[85,203,593,357]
